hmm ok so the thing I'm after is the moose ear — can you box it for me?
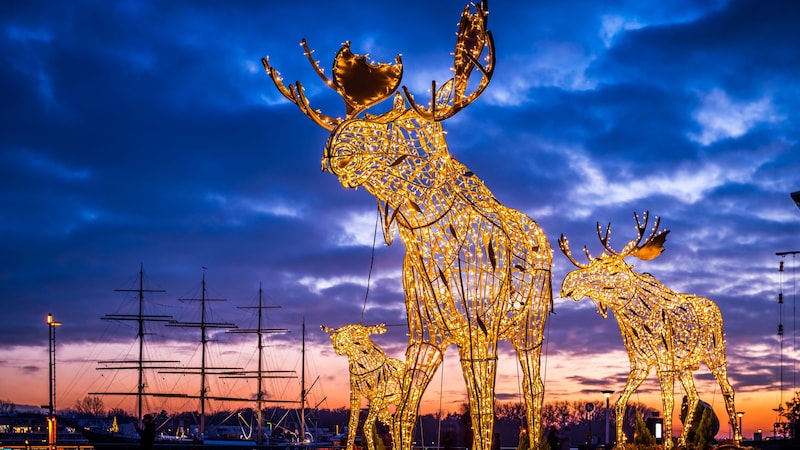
[368,323,388,335]
[393,92,406,112]
[435,79,455,109]
[632,230,670,260]
[377,199,399,246]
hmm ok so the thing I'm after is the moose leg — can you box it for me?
[615,367,649,448]
[512,292,547,450]
[704,307,740,443]
[346,391,361,450]
[677,371,698,447]
[708,360,739,443]
[458,343,498,450]
[392,341,442,450]
[515,343,544,450]
[656,369,676,450]
[364,408,378,450]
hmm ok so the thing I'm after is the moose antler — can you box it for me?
[403,0,495,121]
[598,211,670,260]
[262,40,403,130]
[560,211,670,267]
[558,234,592,269]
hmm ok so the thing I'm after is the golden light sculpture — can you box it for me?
[558,212,740,448]
[321,323,404,450]
[264,2,553,449]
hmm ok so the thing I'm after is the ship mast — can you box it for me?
[301,319,306,444]
[225,284,293,444]
[165,269,239,437]
[91,264,178,422]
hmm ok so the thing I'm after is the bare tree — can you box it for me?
[0,399,16,415]
[73,395,105,416]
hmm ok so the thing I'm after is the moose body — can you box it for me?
[329,113,552,450]
[263,3,553,449]
[559,212,739,448]
[321,324,404,450]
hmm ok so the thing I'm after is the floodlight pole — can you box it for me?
[602,390,614,447]
[737,411,745,440]
[46,313,62,450]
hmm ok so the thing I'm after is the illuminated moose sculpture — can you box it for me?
[264,2,552,450]
[558,212,739,448]
[321,323,404,450]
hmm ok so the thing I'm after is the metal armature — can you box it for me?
[321,324,404,450]
[264,2,553,449]
[559,212,740,448]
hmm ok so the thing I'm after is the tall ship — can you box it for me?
[76,266,324,450]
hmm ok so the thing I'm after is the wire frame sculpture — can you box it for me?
[321,323,404,450]
[559,212,740,448]
[263,2,553,449]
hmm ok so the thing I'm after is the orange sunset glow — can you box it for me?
[2,0,799,448]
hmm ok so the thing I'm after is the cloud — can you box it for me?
[689,89,783,145]
[563,146,763,208]
[20,365,40,374]
[599,15,644,48]
[0,0,798,433]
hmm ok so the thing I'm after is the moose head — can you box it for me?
[559,211,669,315]
[320,322,389,357]
[262,1,494,206]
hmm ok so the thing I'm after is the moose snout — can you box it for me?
[559,272,582,301]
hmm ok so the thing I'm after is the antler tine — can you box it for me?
[620,211,655,256]
[402,0,494,122]
[262,45,341,131]
[262,57,297,104]
[582,245,595,262]
[631,212,670,260]
[646,214,662,243]
[291,83,341,130]
[558,234,588,269]
[596,221,618,256]
[301,39,334,88]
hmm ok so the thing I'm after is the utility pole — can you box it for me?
[46,313,62,450]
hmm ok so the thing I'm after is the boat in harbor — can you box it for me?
[75,267,325,450]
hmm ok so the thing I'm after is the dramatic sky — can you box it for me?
[1,0,799,440]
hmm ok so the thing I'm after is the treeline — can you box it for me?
[48,395,659,447]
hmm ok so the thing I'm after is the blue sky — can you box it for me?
[1,0,799,435]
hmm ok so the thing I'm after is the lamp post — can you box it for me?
[737,411,745,441]
[46,313,62,450]
[602,390,614,447]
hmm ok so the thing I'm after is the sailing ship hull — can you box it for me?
[75,429,285,450]
[77,426,334,450]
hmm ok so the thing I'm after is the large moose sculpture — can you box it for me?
[263,2,553,450]
[558,212,739,448]
[321,323,404,450]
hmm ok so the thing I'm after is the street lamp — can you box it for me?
[602,390,614,447]
[737,411,745,441]
[46,313,62,450]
